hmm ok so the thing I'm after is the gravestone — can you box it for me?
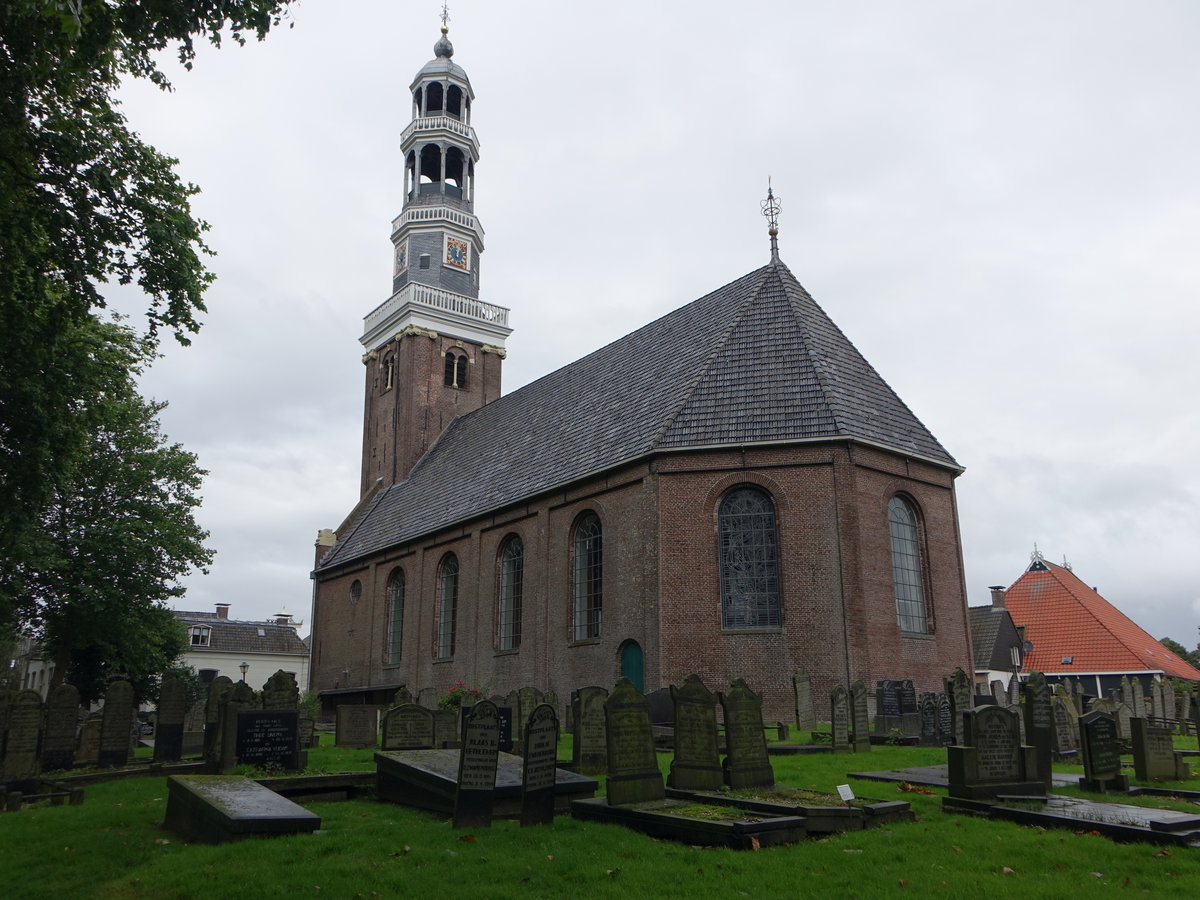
[947,705,1041,800]
[1131,717,1188,782]
[719,678,775,789]
[604,678,664,805]
[792,668,816,730]
[645,687,674,726]
[75,714,102,766]
[1116,701,1133,740]
[506,689,522,733]
[898,679,920,734]
[98,680,135,767]
[874,680,900,735]
[183,700,206,756]
[494,705,513,753]
[519,686,540,728]
[261,670,300,711]
[454,700,501,829]
[945,668,972,746]
[218,681,257,773]
[1007,674,1021,707]
[1078,710,1127,792]
[571,686,608,775]
[919,693,939,747]
[668,675,722,790]
[203,676,234,762]
[1130,680,1146,720]
[1176,689,1190,734]
[520,704,560,826]
[830,685,850,753]
[335,705,379,748]
[392,686,413,707]
[2,690,43,780]
[298,717,315,751]
[990,680,1007,706]
[849,680,870,752]
[154,676,187,763]
[1052,694,1078,756]
[236,709,301,770]
[381,704,434,750]
[1151,681,1166,721]
[433,709,458,748]
[937,693,953,747]
[41,683,80,772]
[542,690,557,718]
[416,687,437,709]
[1021,671,1053,788]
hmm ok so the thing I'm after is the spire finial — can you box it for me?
[760,178,781,263]
[441,2,451,33]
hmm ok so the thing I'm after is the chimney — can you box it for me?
[988,586,1006,609]
[215,603,230,619]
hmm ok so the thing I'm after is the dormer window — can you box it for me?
[189,626,211,647]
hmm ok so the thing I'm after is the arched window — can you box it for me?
[447,84,463,118]
[436,554,459,659]
[888,495,928,633]
[718,486,781,628]
[425,81,444,113]
[444,352,457,386]
[350,580,362,605]
[444,351,468,388]
[387,569,405,665]
[572,513,603,640]
[497,536,523,650]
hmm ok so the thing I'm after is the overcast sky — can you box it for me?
[111,1,1200,647]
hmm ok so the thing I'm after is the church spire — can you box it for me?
[760,179,781,263]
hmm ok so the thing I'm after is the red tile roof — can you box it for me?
[1004,560,1200,680]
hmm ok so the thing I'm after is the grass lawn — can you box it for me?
[3,738,1200,899]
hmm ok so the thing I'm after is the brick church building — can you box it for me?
[309,26,974,720]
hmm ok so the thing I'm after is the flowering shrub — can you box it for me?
[438,680,483,710]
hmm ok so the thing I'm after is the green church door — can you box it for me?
[619,640,644,692]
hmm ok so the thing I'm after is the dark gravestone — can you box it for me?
[154,676,187,763]
[571,686,608,775]
[261,670,300,711]
[899,680,918,714]
[792,669,816,730]
[495,706,513,753]
[1078,710,1127,792]
[381,704,434,750]
[236,710,301,770]
[1022,672,1053,788]
[1052,695,1077,756]
[667,674,722,791]
[454,699,501,829]
[1131,717,1186,782]
[874,679,900,736]
[98,680,135,768]
[433,709,458,748]
[2,690,42,780]
[919,693,939,747]
[604,678,664,805]
[945,668,972,747]
[335,705,378,749]
[203,676,234,763]
[41,683,80,772]
[645,687,674,726]
[218,682,257,773]
[506,690,522,735]
[1130,681,1146,720]
[830,685,850,753]
[75,714,102,766]
[183,700,206,757]
[720,679,775,788]
[520,704,560,826]
[937,693,953,746]
[849,680,870,753]
[947,705,1041,800]
[298,716,315,751]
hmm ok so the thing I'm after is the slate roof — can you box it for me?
[176,611,309,656]
[968,605,1022,672]
[1005,561,1200,679]
[319,260,957,570]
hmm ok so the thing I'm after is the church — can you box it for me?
[308,25,973,721]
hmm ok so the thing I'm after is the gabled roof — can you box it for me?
[1004,560,1200,680]
[176,612,309,657]
[319,260,957,570]
[968,605,1022,673]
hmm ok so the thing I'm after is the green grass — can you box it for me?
[4,741,1200,899]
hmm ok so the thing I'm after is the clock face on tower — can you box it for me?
[445,236,470,271]
[393,240,407,276]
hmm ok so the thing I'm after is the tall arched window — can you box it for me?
[888,495,928,633]
[386,568,405,665]
[718,486,781,628]
[497,536,523,650]
[436,554,459,659]
[572,513,603,641]
[444,351,467,388]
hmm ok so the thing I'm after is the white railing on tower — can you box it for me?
[391,205,481,236]
[400,115,479,147]
[363,282,510,334]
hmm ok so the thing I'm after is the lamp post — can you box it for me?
[239,661,249,682]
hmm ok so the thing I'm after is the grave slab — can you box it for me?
[163,775,321,844]
[570,796,807,849]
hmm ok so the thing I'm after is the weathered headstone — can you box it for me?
[182,700,206,756]
[1021,671,1053,789]
[1131,717,1188,782]
[335,705,379,749]
[298,716,315,751]
[218,681,257,773]
[1149,681,1165,721]
[946,668,972,746]
[1078,710,1127,792]
[203,676,234,762]
[154,676,187,763]
[1116,701,1133,740]
[75,713,102,766]
[454,700,501,829]
[899,679,920,734]
[98,680,135,768]
[874,679,899,736]
[571,686,608,775]
[519,686,540,728]
[604,678,664,805]
[830,684,850,753]
[41,683,80,772]
[2,690,43,780]
[416,687,437,709]
[947,705,1041,800]
[261,670,300,711]
[919,692,939,747]
[1007,674,1021,707]
[520,704,560,827]
[433,709,458,748]
[850,680,870,753]
[719,678,775,789]
[392,686,413,707]
[645,687,674,726]
[236,709,301,770]
[494,705,513,753]
[667,675,722,790]
[990,680,1007,706]
[1130,679,1146,720]
[506,689,522,734]
[937,693,953,747]
[1052,693,1078,757]
[381,704,434,750]
[792,668,815,730]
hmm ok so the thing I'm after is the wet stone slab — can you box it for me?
[571,796,807,849]
[163,775,321,844]
[849,765,1078,789]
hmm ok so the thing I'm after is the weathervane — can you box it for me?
[760,179,781,262]
[441,2,451,30]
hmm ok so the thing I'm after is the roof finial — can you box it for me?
[441,1,451,33]
[760,178,781,263]
[434,3,453,57]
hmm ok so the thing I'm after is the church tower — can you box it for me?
[359,22,512,495]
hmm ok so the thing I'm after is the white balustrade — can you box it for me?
[363,282,510,335]
[399,115,479,147]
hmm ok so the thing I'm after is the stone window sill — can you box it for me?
[494,648,520,657]
[568,638,601,648]
[720,627,783,636]
[900,630,935,641]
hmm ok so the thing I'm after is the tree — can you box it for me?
[10,317,213,703]
[1159,636,1200,670]
[0,0,294,627]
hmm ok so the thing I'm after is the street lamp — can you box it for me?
[239,661,249,682]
